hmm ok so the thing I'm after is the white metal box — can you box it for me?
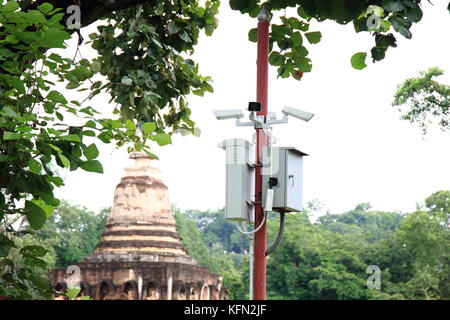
[218,139,255,222]
[263,147,307,212]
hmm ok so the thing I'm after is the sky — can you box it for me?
[56,1,450,216]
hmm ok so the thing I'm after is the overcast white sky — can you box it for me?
[56,1,450,216]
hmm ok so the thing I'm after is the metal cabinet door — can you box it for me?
[285,150,303,212]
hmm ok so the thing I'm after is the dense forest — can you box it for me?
[24,190,450,300]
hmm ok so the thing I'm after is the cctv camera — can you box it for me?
[213,109,244,120]
[281,106,314,122]
[248,102,262,112]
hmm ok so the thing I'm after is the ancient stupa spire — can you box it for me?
[87,151,194,263]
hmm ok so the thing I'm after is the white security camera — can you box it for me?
[213,109,244,120]
[281,106,314,122]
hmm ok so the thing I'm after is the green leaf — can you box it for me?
[28,159,42,174]
[125,119,136,130]
[31,199,54,217]
[293,45,309,57]
[41,28,71,48]
[304,31,322,44]
[60,134,81,142]
[57,153,70,168]
[167,21,180,34]
[24,256,47,269]
[297,57,312,72]
[71,66,93,81]
[25,200,47,230]
[351,52,367,70]
[248,28,257,42]
[406,6,423,23]
[151,133,172,146]
[179,31,192,43]
[46,90,68,104]
[0,235,16,257]
[84,120,96,128]
[193,127,201,137]
[0,1,19,12]
[66,287,81,299]
[79,59,90,67]
[25,10,46,24]
[229,0,253,11]
[297,6,312,20]
[20,246,48,258]
[80,160,103,173]
[371,46,387,62]
[268,51,285,67]
[37,2,54,13]
[290,32,303,46]
[382,0,405,12]
[82,130,95,137]
[375,33,397,48]
[142,122,156,134]
[3,131,22,140]
[278,39,293,51]
[83,143,99,160]
[390,17,412,39]
[0,107,19,119]
[9,77,25,94]
[0,48,14,58]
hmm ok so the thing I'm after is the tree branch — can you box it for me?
[19,0,157,29]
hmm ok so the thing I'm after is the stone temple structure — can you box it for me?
[50,152,226,300]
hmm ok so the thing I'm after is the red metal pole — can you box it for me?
[253,8,270,301]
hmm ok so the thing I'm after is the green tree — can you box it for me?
[363,191,450,300]
[35,200,108,268]
[318,203,404,242]
[232,0,449,75]
[0,233,57,299]
[0,0,219,299]
[182,208,249,254]
[266,212,372,300]
[174,208,246,300]
[392,67,449,133]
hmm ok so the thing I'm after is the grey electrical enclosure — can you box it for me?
[218,139,255,222]
[263,147,308,212]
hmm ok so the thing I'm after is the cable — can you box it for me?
[236,211,267,235]
[265,211,286,256]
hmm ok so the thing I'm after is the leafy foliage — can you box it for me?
[233,0,448,74]
[392,67,449,133]
[35,201,108,268]
[174,207,245,300]
[318,203,404,242]
[365,192,450,300]
[0,0,220,299]
[175,192,449,300]
[266,212,372,300]
[89,0,220,137]
[5,192,446,300]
